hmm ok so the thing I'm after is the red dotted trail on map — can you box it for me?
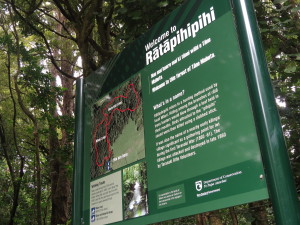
[93,83,140,167]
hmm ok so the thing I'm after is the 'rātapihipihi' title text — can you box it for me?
[145,7,216,65]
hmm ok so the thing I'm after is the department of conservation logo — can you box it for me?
[195,180,203,192]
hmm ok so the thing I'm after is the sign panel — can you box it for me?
[81,0,269,224]
[90,171,123,224]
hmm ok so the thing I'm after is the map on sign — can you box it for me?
[91,75,145,179]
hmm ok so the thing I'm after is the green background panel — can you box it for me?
[141,9,265,191]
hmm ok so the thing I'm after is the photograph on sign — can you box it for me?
[123,162,149,220]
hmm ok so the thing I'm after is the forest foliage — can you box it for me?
[0,0,299,225]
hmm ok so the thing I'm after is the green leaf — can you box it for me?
[118,7,128,14]
[288,53,300,61]
[291,6,300,12]
[129,10,142,20]
[157,1,169,8]
[284,62,297,73]
[260,28,270,33]
[273,0,288,4]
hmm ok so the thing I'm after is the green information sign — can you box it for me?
[72,0,284,224]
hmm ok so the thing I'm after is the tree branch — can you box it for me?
[88,37,115,57]
[51,0,78,23]
[37,7,76,42]
[8,0,76,80]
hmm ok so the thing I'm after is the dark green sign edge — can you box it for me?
[73,78,85,225]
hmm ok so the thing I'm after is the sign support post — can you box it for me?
[73,78,85,225]
[232,0,300,224]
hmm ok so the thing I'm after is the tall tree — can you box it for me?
[0,14,25,225]
[47,11,76,224]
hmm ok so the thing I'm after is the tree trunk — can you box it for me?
[195,214,205,225]
[10,13,42,224]
[49,54,72,225]
[1,30,25,225]
[229,207,239,225]
[249,201,269,225]
[34,124,43,225]
[76,36,96,77]
[48,12,75,224]
[0,115,24,225]
[13,73,42,225]
[48,104,61,225]
[207,210,224,225]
